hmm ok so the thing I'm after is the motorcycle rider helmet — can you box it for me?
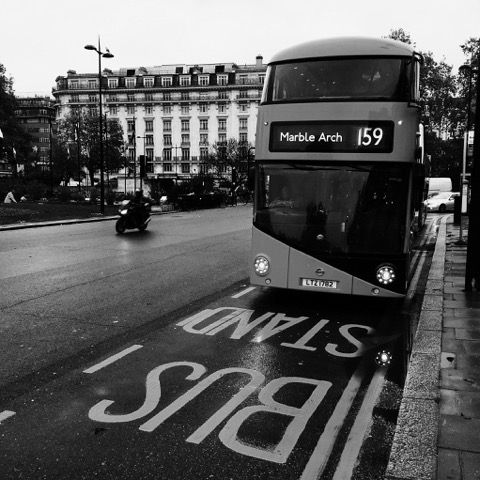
[134,189,143,200]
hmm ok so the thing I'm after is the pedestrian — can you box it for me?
[4,188,17,203]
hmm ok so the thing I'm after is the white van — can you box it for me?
[427,177,452,197]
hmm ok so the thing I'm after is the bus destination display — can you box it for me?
[270,121,394,153]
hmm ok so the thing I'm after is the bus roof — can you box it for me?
[270,37,416,64]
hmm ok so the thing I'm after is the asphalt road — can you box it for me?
[0,208,434,480]
[0,206,252,391]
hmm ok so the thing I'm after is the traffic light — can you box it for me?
[139,155,146,178]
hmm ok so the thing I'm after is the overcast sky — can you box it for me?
[2,0,478,96]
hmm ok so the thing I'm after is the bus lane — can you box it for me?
[0,286,404,480]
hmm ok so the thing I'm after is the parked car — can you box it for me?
[424,192,458,212]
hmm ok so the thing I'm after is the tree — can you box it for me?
[57,110,124,186]
[207,138,253,186]
[0,63,34,175]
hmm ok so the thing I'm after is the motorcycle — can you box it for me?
[115,200,151,234]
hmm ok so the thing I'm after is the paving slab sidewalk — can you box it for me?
[387,216,480,480]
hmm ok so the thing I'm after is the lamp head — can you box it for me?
[84,44,97,51]
[103,52,114,59]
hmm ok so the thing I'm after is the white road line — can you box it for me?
[83,345,143,374]
[231,286,256,299]
[0,410,16,424]
[300,361,367,480]
[332,367,386,480]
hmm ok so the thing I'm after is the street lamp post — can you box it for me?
[460,61,480,291]
[84,38,114,214]
[137,135,147,191]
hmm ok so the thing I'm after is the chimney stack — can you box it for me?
[256,55,263,68]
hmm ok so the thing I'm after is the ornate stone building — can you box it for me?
[52,56,266,187]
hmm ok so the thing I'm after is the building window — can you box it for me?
[163,134,172,146]
[127,93,135,102]
[145,105,153,115]
[239,132,248,143]
[144,77,154,88]
[126,78,136,88]
[199,104,209,114]
[89,106,97,116]
[238,75,248,85]
[146,135,154,146]
[218,119,227,131]
[200,133,208,145]
[199,75,209,86]
[163,149,172,162]
[181,92,190,101]
[218,133,227,144]
[181,162,190,173]
[181,134,190,145]
[259,74,265,84]
[217,74,228,86]
[162,77,172,87]
[110,106,118,115]
[163,162,172,172]
[181,119,190,132]
[218,91,228,100]
[163,92,171,101]
[127,120,136,132]
[70,80,79,89]
[218,104,227,114]
[146,149,154,172]
[71,94,79,103]
[163,119,171,132]
[163,105,171,114]
[145,93,154,101]
[145,120,153,132]
[200,147,209,160]
[180,76,191,86]
[89,94,97,103]
[200,119,208,130]
[88,79,97,89]
[239,118,248,130]
[127,105,136,115]
[109,94,118,102]
[181,105,190,115]
[108,78,118,88]
[239,103,248,113]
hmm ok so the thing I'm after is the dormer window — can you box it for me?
[162,77,173,87]
[126,78,136,88]
[199,75,209,86]
[180,76,191,87]
[108,78,118,88]
[144,77,154,88]
[217,74,228,86]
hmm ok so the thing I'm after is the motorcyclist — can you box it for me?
[131,189,150,223]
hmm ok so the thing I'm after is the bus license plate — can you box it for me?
[301,278,338,289]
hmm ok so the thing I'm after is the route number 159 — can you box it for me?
[357,127,384,146]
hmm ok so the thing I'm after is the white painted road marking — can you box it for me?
[0,410,16,424]
[300,361,367,480]
[83,345,143,374]
[332,367,386,480]
[231,286,256,298]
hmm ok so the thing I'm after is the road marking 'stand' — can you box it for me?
[83,345,143,374]
[332,366,386,480]
[300,361,367,480]
[0,410,16,424]
[231,286,256,299]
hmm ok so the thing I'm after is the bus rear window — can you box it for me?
[266,57,411,103]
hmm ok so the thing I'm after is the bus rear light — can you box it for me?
[376,265,396,285]
[254,255,270,276]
